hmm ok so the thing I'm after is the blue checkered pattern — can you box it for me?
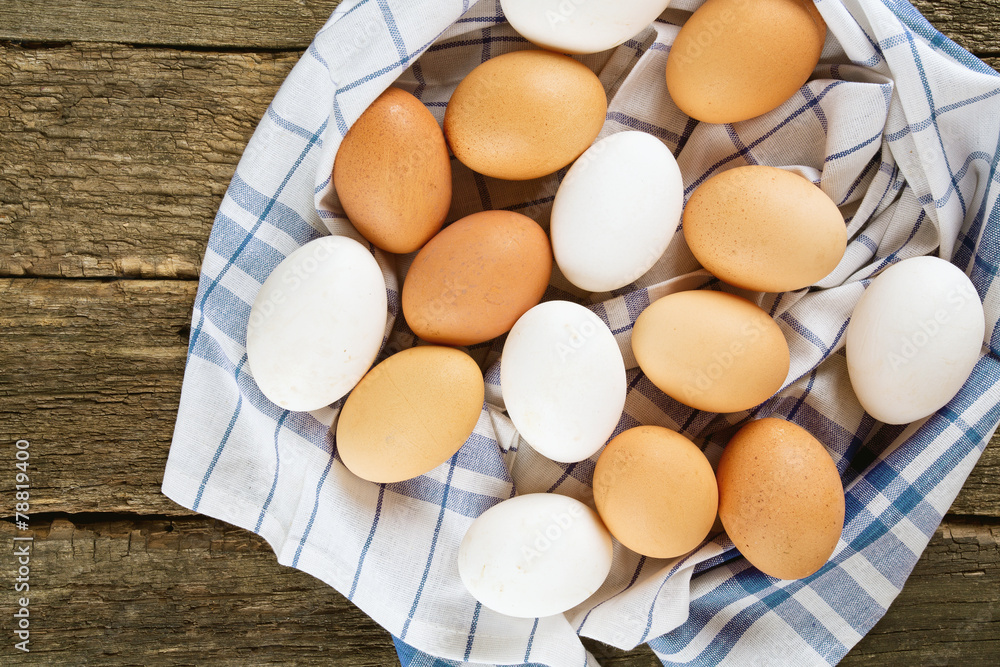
[162,0,1000,665]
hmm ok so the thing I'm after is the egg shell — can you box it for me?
[457,493,613,618]
[551,131,684,292]
[593,425,718,558]
[336,346,484,483]
[500,0,672,55]
[846,256,985,425]
[683,166,847,292]
[716,418,845,580]
[402,210,552,346]
[501,301,627,463]
[246,236,387,412]
[333,87,451,254]
[665,0,827,124]
[443,50,607,181]
[631,290,790,413]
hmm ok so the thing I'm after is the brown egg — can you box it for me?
[336,346,485,483]
[631,290,790,413]
[444,50,607,180]
[665,0,827,123]
[716,418,845,579]
[402,210,552,346]
[333,87,451,254]
[683,166,847,292]
[594,425,718,559]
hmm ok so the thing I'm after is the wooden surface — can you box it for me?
[1,0,998,664]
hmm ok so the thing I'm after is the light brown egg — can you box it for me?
[336,346,485,483]
[683,166,847,292]
[716,418,845,579]
[443,50,607,180]
[593,425,718,559]
[665,0,827,123]
[402,210,552,346]
[333,87,451,254]
[631,290,790,413]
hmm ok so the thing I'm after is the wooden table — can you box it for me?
[1,1,997,664]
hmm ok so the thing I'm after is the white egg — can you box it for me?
[246,236,387,412]
[501,301,626,463]
[458,493,613,618]
[500,0,672,54]
[846,256,985,425]
[551,131,683,292]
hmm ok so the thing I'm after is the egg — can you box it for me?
[333,87,451,254]
[716,418,845,580]
[683,166,847,292]
[402,210,552,346]
[336,346,484,483]
[846,256,985,425]
[665,0,827,123]
[593,425,718,558]
[631,290,790,413]
[501,301,627,463]
[444,50,607,180]
[457,493,613,618]
[551,131,684,292]
[500,0,673,55]
[246,236,388,412]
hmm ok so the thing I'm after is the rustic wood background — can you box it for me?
[1,0,997,664]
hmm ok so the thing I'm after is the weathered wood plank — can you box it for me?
[0,516,994,664]
[0,0,995,56]
[0,42,300,279]
[1,279,998,518]
[911,0,1000,55]
[0,0,342,49]
[0,279,195,515]
[842,520,1000,665]
[0,516,397,665]
[2,51,998,280]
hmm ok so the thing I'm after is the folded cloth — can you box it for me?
[162,0,1000,664]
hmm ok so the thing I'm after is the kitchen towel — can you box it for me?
[162,0,1000,665]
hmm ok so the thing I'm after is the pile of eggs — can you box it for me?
[245,0,987,620]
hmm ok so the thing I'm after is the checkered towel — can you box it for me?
[162,0,1000,664]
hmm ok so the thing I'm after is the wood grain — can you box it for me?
[0,516,994,665]
[911,0,1000,55]
[0,279,194,514]
[0,0,995,56]
[2,49,997,280]
[0,42,298,279]
[842,520,1000,665]
[0,278,997,519]
[0,515,398,665]
[0,0,342,49]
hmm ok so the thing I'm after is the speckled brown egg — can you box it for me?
[402,210,552,346]
[594,425,718,559]
[631,290,790,413]
[336,346,484,483]
[443,50,607,180]
[665,0,827,123]
[333,87,451,254]
[683,166,847,292]
[716,418,845,579]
